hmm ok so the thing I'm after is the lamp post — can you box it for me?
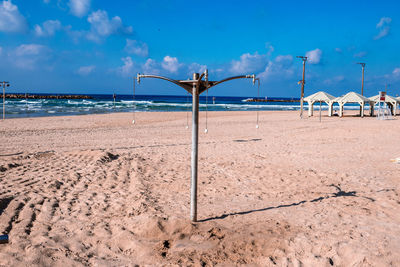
[1,81,10,120]
[136,70,256,222]
[296,56,307,118]
[356,63,366,116]
[356,63,366,96]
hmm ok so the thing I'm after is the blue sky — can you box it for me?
[0,0,400,97]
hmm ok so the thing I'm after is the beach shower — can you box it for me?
[133,70,257,222]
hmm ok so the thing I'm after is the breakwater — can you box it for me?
[4,94,93,99]
[244,98,299,103]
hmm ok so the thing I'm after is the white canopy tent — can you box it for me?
[335,92,374,117]
[369,94,400,116]
[304,91,336,117]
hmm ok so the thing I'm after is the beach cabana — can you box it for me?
[304,91,336,117]
[336,92,374,117]
[369,94,400,116]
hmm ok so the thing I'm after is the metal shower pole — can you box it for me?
[296,56,307,118]
[136,70,256,222]
[1,81,10,120]
[191,72,199,221]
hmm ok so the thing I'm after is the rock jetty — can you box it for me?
[244,98,299,103]
[4,94,93,99]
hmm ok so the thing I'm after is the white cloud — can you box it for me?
[118,56,134,76]
[15,44,47,56]
[305,48,322,64]
[77,65,95,76]
[230,52,267,74]
[87,10,133,42]
[323,75,345,85]
[377,17,392,28]
[274,55,293,64]
[335,48,342,53]
[259,55,294,80]
[14,44,50,69]
[161,56,180,73]
[69,0,91,17]
[124,39,148,57]
[43,0,50,3]
[142,58,159,74]
[140,58,205,76]
[34,20,62,37]
[65,26,85,43]
[374,17,392,40]
[393,68,400,77]
[188,63,207,75]
[354,51,367,58]
[265,42,274,56]
[0,0,27,33]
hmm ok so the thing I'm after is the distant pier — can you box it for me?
[244,98,299,103]
[4,94,93,99]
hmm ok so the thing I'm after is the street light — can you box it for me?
[296,56,307,118]
[1,81,10,120]
[356,62,365,96]
[385,83,390,93]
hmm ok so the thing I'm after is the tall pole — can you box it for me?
[297,56,307,118]
[361,65,364,96]
[2,82,5,120]
[191,73,199,222]
[136,71,255,222]
[356,63,365,116]
[2,82,10,120]
[357,63,366,95]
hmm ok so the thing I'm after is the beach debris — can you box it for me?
[98,152,119,163]
[0,235,8,244]
[0,162,21,172]
[48,180,64,190]
[390,158,400,164]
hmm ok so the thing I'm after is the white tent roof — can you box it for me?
[336,91,372,103]
[304,91,336,102]
[369,94,400,103]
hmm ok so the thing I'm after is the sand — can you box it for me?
[0,110,399,266]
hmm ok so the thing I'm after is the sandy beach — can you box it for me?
[0,110,399,266]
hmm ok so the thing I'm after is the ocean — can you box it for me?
[1,94,363,119]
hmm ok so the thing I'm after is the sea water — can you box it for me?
[1,94,363,119]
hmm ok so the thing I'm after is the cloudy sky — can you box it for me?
[1,0,400,97]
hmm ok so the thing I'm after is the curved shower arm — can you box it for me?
[196,72,205,89]
[137,74,189,90]
[210,74,255,88]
